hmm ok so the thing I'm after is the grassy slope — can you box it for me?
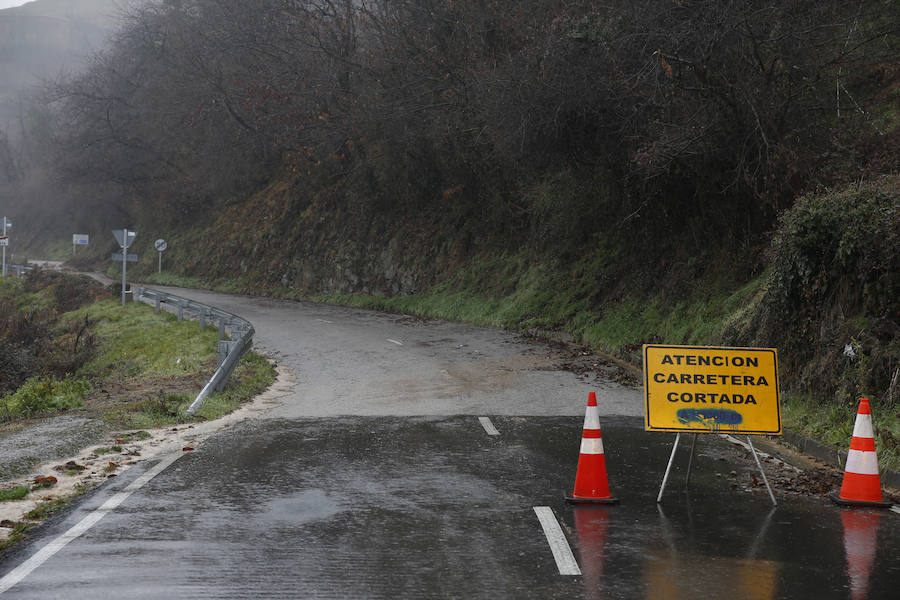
[68,298,275,428]
[1,279,275,429]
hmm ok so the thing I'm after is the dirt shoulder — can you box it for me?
[0,364,295,546]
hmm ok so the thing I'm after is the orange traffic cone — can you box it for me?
[566,392,618,504]
[830,398,892,507]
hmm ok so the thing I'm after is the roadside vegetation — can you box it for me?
[0,270,107,416]
[0,483,93,552]
[1,272,275,429]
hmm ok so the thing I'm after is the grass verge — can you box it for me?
[69,299,276,427]
[782,393,900,472]
[71,298,221,378]
[0,522,33,552]
[0,486,29,502]
[311,256,767,355]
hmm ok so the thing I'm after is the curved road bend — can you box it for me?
[147,286,643,419]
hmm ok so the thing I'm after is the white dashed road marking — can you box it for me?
[478,417,500,436]
[533,506,581,576]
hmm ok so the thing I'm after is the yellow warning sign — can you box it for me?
[643,345,781,434]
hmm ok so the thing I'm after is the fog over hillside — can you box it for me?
[0,0,128,128]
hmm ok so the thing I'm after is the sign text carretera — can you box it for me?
[643,345,781,434]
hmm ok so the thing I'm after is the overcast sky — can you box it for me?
[0,1,31,9]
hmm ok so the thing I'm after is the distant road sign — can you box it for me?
[0,237,7,246]
[155,239,167,251]
[73,234,89,245]
[112,229,137,248]
[111,253,138,262]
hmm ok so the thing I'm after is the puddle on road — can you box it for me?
[258,489,343,526]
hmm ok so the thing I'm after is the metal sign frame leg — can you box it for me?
[747,436,777,506]
[657,432,681,503]
[658,433,776,506]
[685,433,699,486]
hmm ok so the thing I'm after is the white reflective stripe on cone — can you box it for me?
[846,450,880,476]
[582,406,600,430]
[580,438,604,455]
[852,414,874,440]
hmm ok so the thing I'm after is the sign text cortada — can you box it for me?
[643,345,781,435]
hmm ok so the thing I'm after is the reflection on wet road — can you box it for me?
[2,417,897,598]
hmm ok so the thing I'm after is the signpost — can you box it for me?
[644,344,781,505]
[1,217,10,277]
[73,234,89,255]
[154,239,167,273]
[112,228,137,306]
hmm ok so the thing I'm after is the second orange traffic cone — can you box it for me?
[830,398,892,507]
[566,392,618,504]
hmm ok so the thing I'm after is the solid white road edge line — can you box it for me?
[533,506,581,576]
[0,452,184,595]
[386,339,404,346]
[478,417,500,436]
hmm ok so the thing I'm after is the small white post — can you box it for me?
[1,217,8,278]
[121,228,128,307]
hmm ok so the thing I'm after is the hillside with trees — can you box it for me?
[1,1,897,454]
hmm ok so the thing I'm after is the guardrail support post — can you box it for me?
[178,302,184,322]
[218,318,226,341]
[218,340,230,367]
[155,297,161,313]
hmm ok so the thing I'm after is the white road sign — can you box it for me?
[113,229,137,249]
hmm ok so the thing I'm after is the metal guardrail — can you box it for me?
[135,286,255,417]
[6,264,33,277]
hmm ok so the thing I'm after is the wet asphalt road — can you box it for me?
[1,290,898,598]
[140,286,641,418]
